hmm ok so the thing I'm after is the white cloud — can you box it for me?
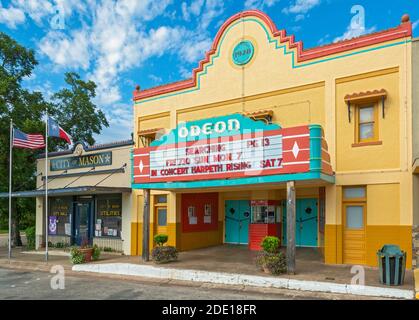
[0,4,25,28]
[0,0,87,28]
[95,102,133,143]
[283,0,320,14]
[179,37,212,63]
[333,24,376,43]
[148,74,163,84]
[11,0,54,24]
[200,0,223,30]
[244,0,280,10]
[317,34,330,46]
[179,66,192,79]
[38,0,177,106]
[181,0,204,21]
[39,28,90,70]
[295,14,304,22]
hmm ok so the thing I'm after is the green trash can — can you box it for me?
[377,244,406,286]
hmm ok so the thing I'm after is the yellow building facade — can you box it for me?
[130,10,415,268]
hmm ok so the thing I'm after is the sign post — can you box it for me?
[142,189,150,262]
[45,112,49,262]
[286,180,296,274]
[8,119,13,260]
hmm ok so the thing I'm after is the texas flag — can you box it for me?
[48,117,72,144]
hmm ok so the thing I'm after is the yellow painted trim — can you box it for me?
[178,221,223,251]
[130,222,138,256]
[175,82,325,115]
[138,111,171,121]
[335,67,399,84]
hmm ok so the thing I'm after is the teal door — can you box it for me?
[282,198,318,247]
[225,200,250,244]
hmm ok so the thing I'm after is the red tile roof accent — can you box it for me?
[344,89,387,102]
[242,110,273,117]
[138,128,164,135]
[133,10,412,102]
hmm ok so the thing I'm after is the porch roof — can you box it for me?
[131,171,335,191]
[0,186,132,198]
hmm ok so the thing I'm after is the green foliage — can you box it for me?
[255,252,287,275]
[154,234,169,246]
[261,236,280,254]
[0,33,110,245]
[25,226,35,250]
[103,247,113,252]
[92,244,101,261]
[51,72,109,146]
[151,246,178,264]
[70,247,85,264]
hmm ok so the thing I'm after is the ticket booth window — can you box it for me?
[248,200,282,250]
[251,203,278,224]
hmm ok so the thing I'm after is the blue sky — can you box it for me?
[0,0,418,144]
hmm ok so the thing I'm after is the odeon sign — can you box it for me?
[132,114,333,185]
[178,118,240,138]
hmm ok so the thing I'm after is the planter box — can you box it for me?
[79,248,94,262]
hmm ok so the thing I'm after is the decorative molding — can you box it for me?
[133,10,412,103]
[351,141,383,148]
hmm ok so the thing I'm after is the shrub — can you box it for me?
[261,236,280,254]
[151,246,178,264]
[154,234,168,246]
[264,252,287,275]
[55,241,66,249]
[103,247,113,252]
[255,252,287,275]
[92,244,101,261]
[25,226,36,250]
[70,247,85,264]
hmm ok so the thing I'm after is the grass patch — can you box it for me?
[0,229,8,234]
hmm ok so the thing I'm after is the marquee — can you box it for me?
[132,114,333,184]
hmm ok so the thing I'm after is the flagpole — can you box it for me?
[45,112,49,262]
[8,119,13,260]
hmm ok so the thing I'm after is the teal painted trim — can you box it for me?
[135,16,411,105]
[131,171,334,190]
[309,124,322,172]
[320,173,335,184]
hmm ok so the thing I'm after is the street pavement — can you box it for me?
[0,267,376,300]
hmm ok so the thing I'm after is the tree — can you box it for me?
[51,72,109,146]
[0,33,48,246]
[0,32,109,246]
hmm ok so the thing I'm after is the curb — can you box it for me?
[0,260,73,273]
[73,263,414,300]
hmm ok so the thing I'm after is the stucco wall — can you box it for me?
[413,39,419,168]
[35,143,133,254]
[131,13,414,267]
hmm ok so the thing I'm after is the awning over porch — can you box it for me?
[0,186,132,198]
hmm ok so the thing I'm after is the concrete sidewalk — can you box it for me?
[0,233,26,247]
[72,262,414,300]
[1,246,415,299]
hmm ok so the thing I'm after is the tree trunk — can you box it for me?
[11,198,22,247]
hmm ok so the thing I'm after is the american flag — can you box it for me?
[13,128,45,149]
